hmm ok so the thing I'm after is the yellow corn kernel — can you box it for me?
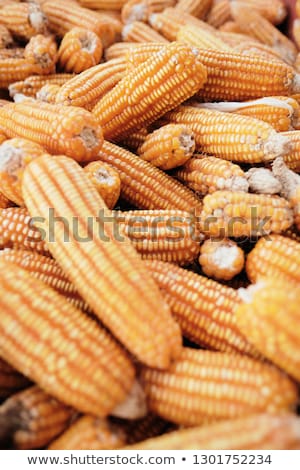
[122,21,169,43]
[0,358,30,400]
[206,0,231,28]
[177,24,232,52]
[282,131,300,172]
[0,24,14,49]
[0,386,74,449]
[282,226,300,244]
[0,100,103,162]
[124,42,167,73]
[22,155,182,369]
[200,191,293,238]
[36,84,61,104]
[140,348,297,426]
[24,34,58,75]
[9,74,74,99]
[84,161,121,209]
[92,42,207,141]
[0,2,47,40]
[58,28,103,74]
[199,238,245,281]
[175,0,212,18]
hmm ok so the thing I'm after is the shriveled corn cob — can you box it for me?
[0,100,103,161]
[122,21,168,43]
[165,106,290,163]
[55,59,126,110]
[0,25,14,49]
[0,260,135,416]
[0,2,47,40]
[140,348,297,426]
[96,141,201,212]
[231,0,287,25]
[79,0,127,9]
[121,127,148,151]
[49,415,126,450]
[58,28,103,74]
[0,192,11,209]
[36,84,60,104]
[0,358,30,400]
[200,191,293,238]
[124,413,300,450]
[0,386,74,450]
[175,0,212,18]
[199,238,245,281]
[237,279,300,382]
[246,168,282,195]
[121,0,175,24]
[206,0,231,28]
[114,209,201,265]
[173,156,248,195]
[0,138,45,206]
[24,34,58,75]
[9,74,74,99]
[146,260,257,355]
[22,155,182,369]
[84,161,121,209]
[92,42,207,141]
[282,131,300,172]
[105,42,137,61]
[177,24,231,52]
[137,124,195,170]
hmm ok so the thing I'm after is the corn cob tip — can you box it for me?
[264,132,291,161]
[246,168,282,195]
[111,380,148,420]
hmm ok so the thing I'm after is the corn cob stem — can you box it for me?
[0,358,30,400]
[9,74,74,99]
[245,168,282,195]
[84,161,121,209]
[199,238,245,281]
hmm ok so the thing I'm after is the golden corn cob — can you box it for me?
[97,141,202,212]
[245,168,282,195]
[58,28,103,74]
[140,348,297,426]
[233,41,287,64]
[177,24,231,51]
[121,127,148,151]
[0,58,50,90]
[0,25,14,49]
[297,0,300,17]
[0,100,103,161]
[146,260,257,355]
[216,31,259,47]
[91,11,123,34]
[232,0,287,25]
[165,106,290,163]
[0,259,135,416]
[0,138,45,206]
[84,161,121,209]
[105,41,137,61]
[237,279,300,382]
[173,155,248,195]
[49,416,126,450]
[175,0,212,18]
[0,358,30,400]
[124,42,167,73]
[55,59,126,110]
[36,83,60,104]
[282,131,300,172]
[206,0,231,28]
[9,74,74,99]
[92,42,208,141]
[0,48,24,60]
[122,21,169,43]
[218,20,245,33]
[124,413,300,450]
[137,124,195,170]
[24,34,58,75]
[0,386,74,450]
[199,238,245,281]
[79,0,127,9]
[0,249,92,315]
[22,155,182,369]
[231,5,297,65]
[282,226,300,244]
[0,2,47,40]
[200,191,293,238]
[121,0,175,24]
[115,209,201,265]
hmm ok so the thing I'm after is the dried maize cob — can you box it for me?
[218,20,244,33]
[36,84,60,104]
[177,24,231,52]
[281,131,300,172]
[173,155,248,195]
[92,11,123,34]
[297,0,300,18]
[199,238,245,281]
[0,48,24,60]
[121,0,175,24]
[175,0,212,18]
[165,106,290,163]
[246,168,282,195]
[121,127,148,151]
[232,0,287,25]
[78,0,126,9]
[137,124,195,170]
[294,20,300,51]
[200,190,293,238]
[9,74,74,99]
[122,21,169,43]
[282,226,300,244]
[105,42,137,61]
[58,28,103,74]
[0,259,135,416]
[49,415,126,450]
[206,0,231,28]
[233,41,286,64]
[22,155,182,369]
[0,2,47,40]
[124,42,166,72]
[145,260,257,355]
[24,34,58,75]
[92,42,207,141]
[140,348,297,426]
[96,141,202,212]
[0,358,30,400]
[0,58,48,90]
[114,209,201,265]
[216,31,259,47]
[0,100,103,161]
[84,161,121,209]
[0,386,74,450]
[0,138,45,206]
[55,59,126,110]
[124,413,300,450]
[0,25,14,49]
[237,279,300,381]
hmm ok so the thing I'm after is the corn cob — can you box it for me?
[0,358,30,400]
[42,0,116,47]
[122,21,169,43]
[165,106,290,163]
[84,161,121,209]
[231,0,287,25]
[0,100,103,161]
[0,48,24,60]
[140,348,297,426]
[218,20,245,33]
[121,127,148,151]
[177,24,231,52]
[297,0,300,18]
[92,43,207,141]
[145,260,257,355]
[124,42,167,72]
[0,138,45,206]
[24,34,58,75]
[96,141,202,212]
[36,84,60,104]
[124,413,300,450]
[216,31,259,47]
[105,42,137,61]
[199,238,245,281]
[200,190,293,238]
[137,124,195,170]
[206,0,231,28]
[79,0,127,9]
[114,209,200,265]
[0,2,47,40]
[92,11,123,34]
[0,259,136,416]
[49,416,126,450]
[281,131,300,172]
[121,0,175,24]
[58,28,103,74]
[173,156,248,195]
[22,155,182,369]
[233,41,287,64]
[282,226,300,244]
[0,25,14,49]
[0,386,74,450]
[0,249,93,315]
[237,279,300,382]
[0,58,51,90]
[0,192,11,209]
[245,168,282,195]
[55,59,126,110]
[175,0,212,18]
[9,74,74,99]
